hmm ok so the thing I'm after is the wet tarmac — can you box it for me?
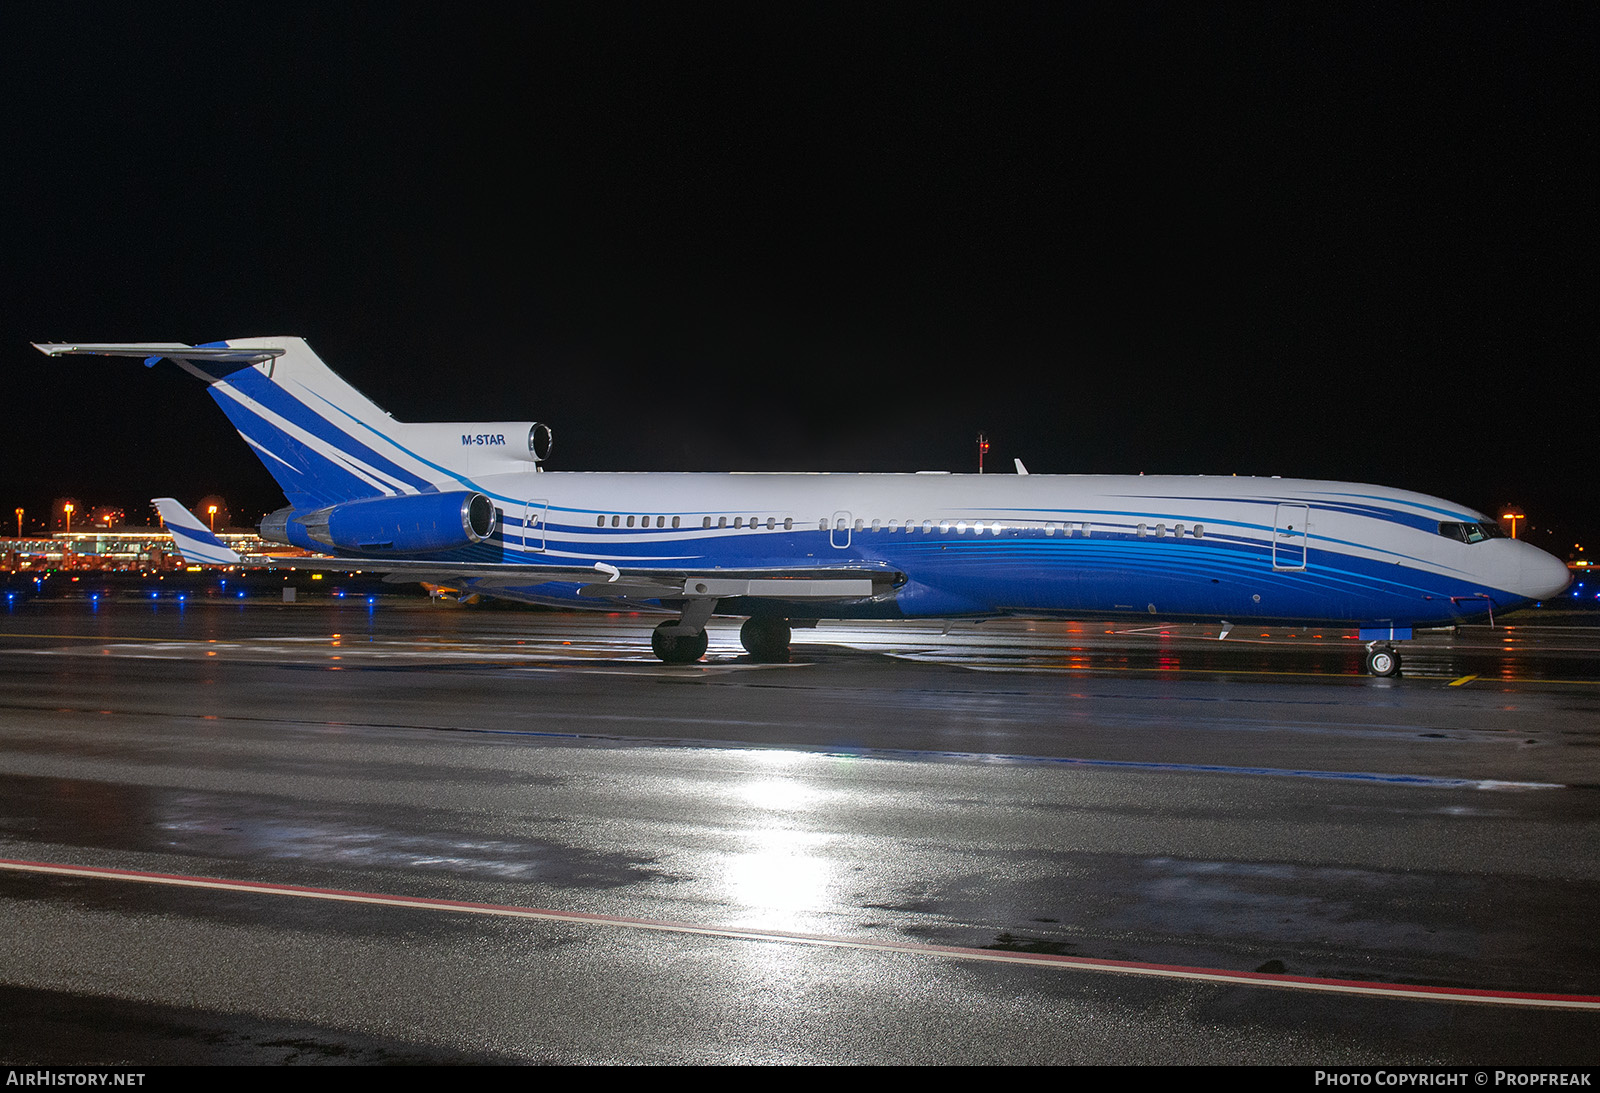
[1,598,1598,1064]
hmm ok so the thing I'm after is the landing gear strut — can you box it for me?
[1365,644,1401,677]
[651,620,708,664]
[739,617,792,662]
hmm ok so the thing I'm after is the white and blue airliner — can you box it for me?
[34,338,1571,673]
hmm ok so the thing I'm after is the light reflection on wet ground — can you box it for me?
[0,601,1597,1062]
[13,606,1597,685]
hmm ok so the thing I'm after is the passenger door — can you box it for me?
[522,499,548,553]
[1273,504,1308,570]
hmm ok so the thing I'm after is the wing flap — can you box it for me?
[235,553,902,602]
[679,577,877,598]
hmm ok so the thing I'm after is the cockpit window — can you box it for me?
[1437,521,1507,544]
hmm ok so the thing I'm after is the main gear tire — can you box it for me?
[739,617,792,663]
[652,622,709,664]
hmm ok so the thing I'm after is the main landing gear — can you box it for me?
[650,598,716,664]
[651,621,709,664]
[1365,643,1401,677]
[649,616,794,664]
[739,617,792,663]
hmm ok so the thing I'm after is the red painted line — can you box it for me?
[6,857,1598,1010]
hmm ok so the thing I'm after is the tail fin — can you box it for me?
[198,337,446,510]
[152,498,242,565]
[37,338,545,512]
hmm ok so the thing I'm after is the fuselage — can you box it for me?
[40,337,1566,633]
[399,469,1569,628]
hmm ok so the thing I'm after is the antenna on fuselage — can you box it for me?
[977,432,989,474]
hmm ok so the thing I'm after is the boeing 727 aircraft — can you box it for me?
[34,338,1571,673]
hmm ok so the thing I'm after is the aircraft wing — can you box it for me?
[252,554,900,602]
[153,492,900,603]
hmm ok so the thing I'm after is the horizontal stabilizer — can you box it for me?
[35,343,285,367]
[152,498,242,565]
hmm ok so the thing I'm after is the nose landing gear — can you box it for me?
[1365,643,1401,677]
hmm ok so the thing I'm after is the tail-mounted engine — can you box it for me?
[261,491,498,554]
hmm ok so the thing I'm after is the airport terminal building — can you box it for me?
[2,527,271,572]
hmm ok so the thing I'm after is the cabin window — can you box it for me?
[784,517,793,530]
[702,517,712,529]
[1082,523,1091,537]
[611,515,620,528]
[672,516,681,529]
[1174,524,1185,538]
[626,515,635,528]
[819,518,829,531]
[1155,524,1166,538]
[1193,524,1204,538]
[1136,524,1147,538]
[870,519,880,531]
[734,517,743,529]
[718,516,728,528]
[596,515,605,527]
[854,519,863,532]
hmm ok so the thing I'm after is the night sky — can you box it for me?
[3,5,1594,555]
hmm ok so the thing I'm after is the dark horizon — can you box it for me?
[3,5,1593,558]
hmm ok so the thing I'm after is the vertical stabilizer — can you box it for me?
[36,338,544,514]
[202,337,447,510]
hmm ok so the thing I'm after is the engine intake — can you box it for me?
[262,491,498,554]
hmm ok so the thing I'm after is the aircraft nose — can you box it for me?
[1516,544,1572,600]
